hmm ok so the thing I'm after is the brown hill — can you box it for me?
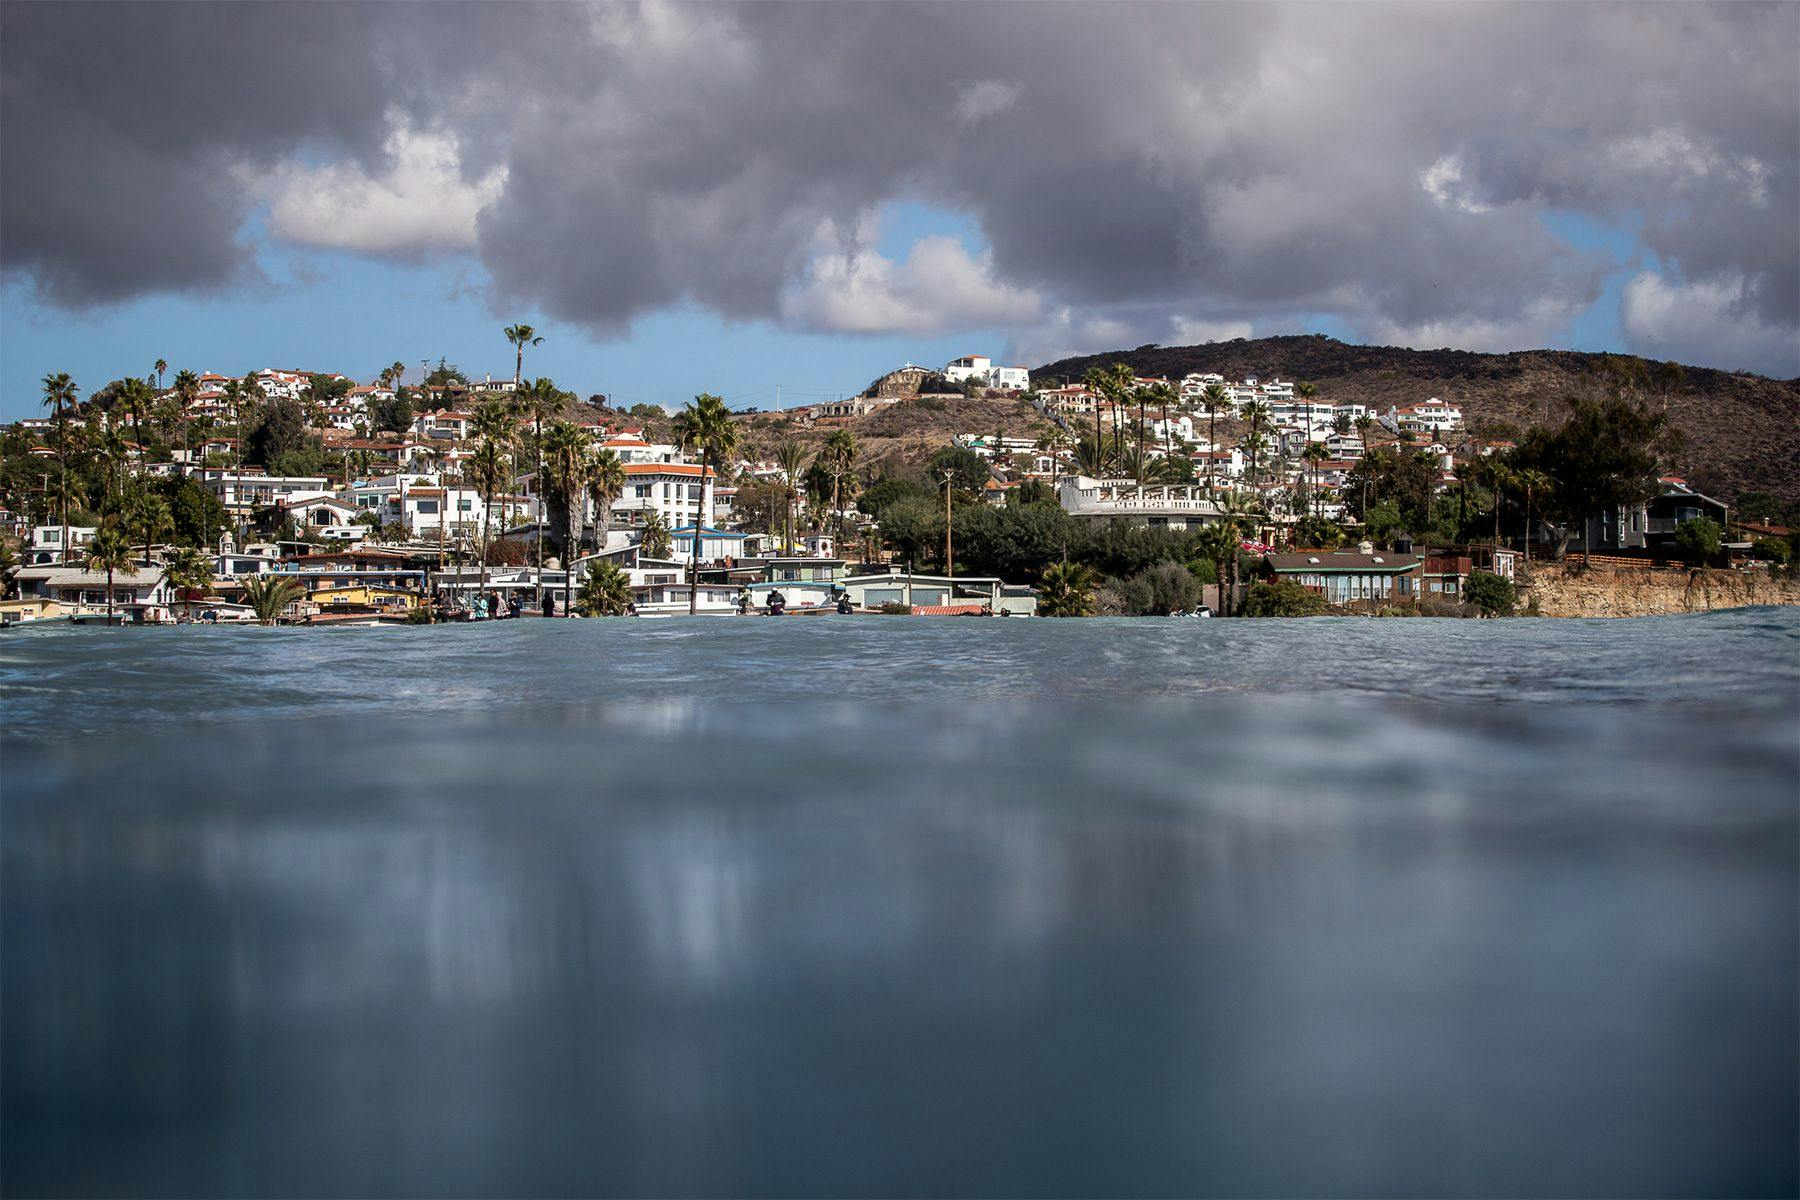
[734,394,1057,477]
[1034,335,1800,503]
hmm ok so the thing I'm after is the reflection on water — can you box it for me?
[3,613,1798,1196]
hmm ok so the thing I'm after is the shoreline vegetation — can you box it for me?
[5,335,1797,628]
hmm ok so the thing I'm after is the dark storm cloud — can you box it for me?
[3,2,1795,371]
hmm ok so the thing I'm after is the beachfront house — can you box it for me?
[1258,547,1424,607]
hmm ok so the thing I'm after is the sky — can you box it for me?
[2,2,1796,420]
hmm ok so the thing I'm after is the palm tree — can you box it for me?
[0,539,19,601]
[469,399,517,594]
[820,429,857,544]
[1240,399,1272,486]
[514,376,566,604]
[123,486,172,566]
[671,393,739,615]
[93,422,131,511]
[577,560,635,616]
[640,510,674,559]
[774,439,810,553]
[121,376,153,474]
[154,358,167,393]
[1196,383,1229,493]
[241,574,303,626]
[171,369,200,460]
[1148,381,1178,471]
[163,545,214,618]
[1515,466,1550,570]
[83,524,137,622]
[586,449,626,558]
[1036,560,1098,617]
[541,420,593,617]
[1302,442,1327,520]
[504,324,543,390]
[41,372,77,562]
[1193,521,1238,616]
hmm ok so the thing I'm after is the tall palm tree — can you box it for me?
[1240,399,1272,487]
[774,439,809,554]
[1515,466,1550,569]
[84,524,137,622]
[504,324,543,390]
[1302,441,1327,520]
[1199,382,1229,493]
[1193,521,1238,616]
[820,429,857,544]
[41,372,78,562]
[241,574,303,626]
[93,422,131,512]
[154,358,168,393]
[120,376,154,479]
[514,376,566,605]
[541,420,593,617]
[1148,381,1178,470]
[586,449,626,561]
[1295,381,1318,432]
[671,393,739,615]
[1353,415,1377,516]
[171,369,200,460]
[469,399,517,594]
[163,545,214,618]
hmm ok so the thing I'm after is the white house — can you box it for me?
[27,525,98,565]
[1056,474,1223,530]
[616,462,715,529]
[989,365,1030,391]
[1389,399,1463,435]
[197,470,333,521]
[944,354,993,383]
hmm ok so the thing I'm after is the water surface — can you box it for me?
[4,613,1797,1196]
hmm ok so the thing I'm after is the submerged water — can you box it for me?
[3,612,1797,1197]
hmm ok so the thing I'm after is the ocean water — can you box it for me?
[3,612,1797,1198]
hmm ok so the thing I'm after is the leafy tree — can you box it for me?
[1037,561,1098,617]
[423,358,468,388]
[1512,394,1671,560]
[928,444,989,493]
[577,561,634,616]
[247,397,315,470]
[1673,516,1722,567]
[157,476,229,548]
[1462,570,1516,616]
[1751,537,1791,565]
[1242,579,1330,617]
[368,389,414,435]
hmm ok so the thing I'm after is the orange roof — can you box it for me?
[623,462,713,478]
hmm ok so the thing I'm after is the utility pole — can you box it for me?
[941,469,954,579]
[775,383,781,414]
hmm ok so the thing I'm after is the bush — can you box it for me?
[1115,560,1204,615]
[876,601,911,615]
[1242,579,1331,617]
[1673,516,1722,566]
[1751,536,1790,565]
[1462,570,1516,616]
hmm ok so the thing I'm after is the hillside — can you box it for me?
[1035,335,1800,503]
[734,394,1057,476]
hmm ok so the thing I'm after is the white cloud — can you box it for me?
[1620,271,1799,377]
[256,118,506,256]
[1604,128,1770,207]
[1419,154,1493,214]
[1170,315,1253,345]
[955,80,1021,123]
[781,224,1041,336]
[1006,308,1146,367]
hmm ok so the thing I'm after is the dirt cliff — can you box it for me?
[1524,564,1800,617]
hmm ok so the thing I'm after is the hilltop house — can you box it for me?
[1057,474,1222,531]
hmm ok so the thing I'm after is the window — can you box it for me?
[415,500,438,514]
[635,484,650,498]
[458,499,473,511]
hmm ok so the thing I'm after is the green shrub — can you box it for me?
[1242,579,1330,617]
[1462,570,1516,616]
